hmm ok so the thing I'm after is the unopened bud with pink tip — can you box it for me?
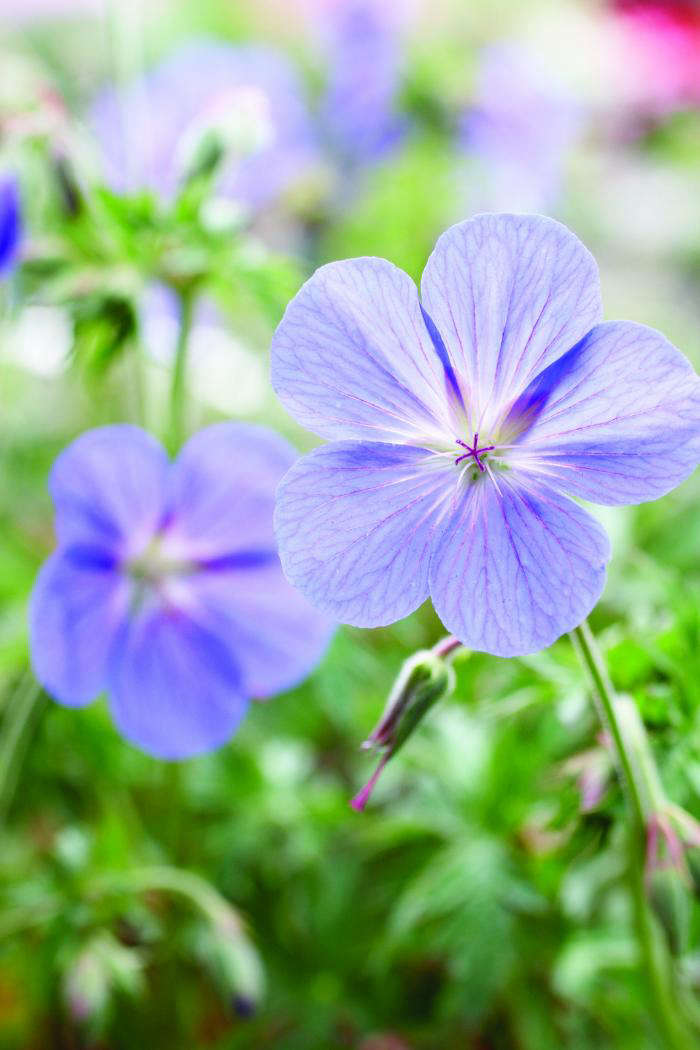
[351,640,460,811]
[645,807,700,957]
[64,932,144,1029]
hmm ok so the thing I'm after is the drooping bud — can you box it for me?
[197,918,264,1017]
[648,864,691,957]
[644,806,700,955]
[64,942,109,1025]
[562,739,613,813]
[64,931,144,1028]
[351,641,460,811]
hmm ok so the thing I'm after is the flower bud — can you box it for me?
[648,866,691,957]
[177,86,275,187]
[64,944,109,1025]
[199,923,264,1016]
[686,848,700,895]
[562,741,613,812]
[351,645,457,811]
[64,932,143,1028]
[643,807,698,956]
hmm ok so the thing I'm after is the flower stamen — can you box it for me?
[454,433,495,472]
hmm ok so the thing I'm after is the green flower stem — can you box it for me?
[89,865,242,935]
[167,290,195,453]
[0,674,46,827]
[570,622,646,828]
[0,866,240,942]
[571,620,694,1050]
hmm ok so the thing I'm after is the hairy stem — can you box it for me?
[571,622,646,828]
[571,620,694,1050]
[431,635,463,660]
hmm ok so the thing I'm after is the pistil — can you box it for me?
[454,433,495,472]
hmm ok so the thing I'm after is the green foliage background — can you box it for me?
[1,1,700,1047]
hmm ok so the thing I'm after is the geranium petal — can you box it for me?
[420,213,602,432]
[429,476,610,657]
[271,258,458,443]
[49,426,169,557]
[507,321,700,505]
[29,549,128,706]
[107,605,247,759]
[181,558,335,697]
[162,422,295,559]
[0,175,21,276]
[274,441,455,626]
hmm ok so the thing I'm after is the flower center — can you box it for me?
[454,433,495,473]
[127,537,195,585]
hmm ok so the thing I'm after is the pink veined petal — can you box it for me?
[506,320,700,505]
[274,441,456,627]
[271,257,459,444]
[420,213,602,434]
[428,473,611,657]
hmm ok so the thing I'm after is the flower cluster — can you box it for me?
[30,423,333,758]
[90,40,320,210]
[271,212,700,657]
[90,15,408,215]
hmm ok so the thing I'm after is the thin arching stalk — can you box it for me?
[571,620,695,1050]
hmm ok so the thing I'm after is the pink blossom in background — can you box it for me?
[611,1,700,116]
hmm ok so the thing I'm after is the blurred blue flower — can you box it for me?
[320,1,407,168]
[272,213,700,657]
[30,423,334,758]
[0,175,21,276]
[461,44,583,213]
[90,40,320,210]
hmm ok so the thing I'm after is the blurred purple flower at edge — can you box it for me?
[320,0,407,168]
[29,424,334,758]
[90,40,320,210]
[272,213,700,657]
[461,44,583,213]
[0,175,21,276]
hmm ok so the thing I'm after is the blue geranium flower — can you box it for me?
[29,423,334,758]
[90,40,320,210]
[272,213,700,657]
[0,175,21,276]
[461,44,583,213]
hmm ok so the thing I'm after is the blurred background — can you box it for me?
[1,0,700,1046]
